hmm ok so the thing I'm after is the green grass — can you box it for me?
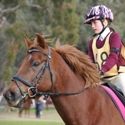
[0,120,64,125]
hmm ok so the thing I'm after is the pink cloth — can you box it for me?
[102,85,125,120]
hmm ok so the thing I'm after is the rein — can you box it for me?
[13,75,85,97]
[12,47,85,99]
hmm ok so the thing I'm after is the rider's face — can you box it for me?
[90,20,103,34]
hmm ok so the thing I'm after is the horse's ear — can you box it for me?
[36,33,48,49]
[55,38,61,48]
[24,37,32,49]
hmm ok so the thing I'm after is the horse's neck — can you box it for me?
[51,87,94,124]
[54,65,84,100]
[53,52,85,90]
[51,53,89,124]
[51,87,95,124]
[52,65,89,124]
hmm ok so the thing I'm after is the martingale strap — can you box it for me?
[102,85,125,121]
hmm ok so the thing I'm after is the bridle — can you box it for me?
[12,47,53,99]
[12,47,86,101]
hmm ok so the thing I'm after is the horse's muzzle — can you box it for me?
[3,90,23,108]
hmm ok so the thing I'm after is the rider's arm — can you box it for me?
[101,32,122,73]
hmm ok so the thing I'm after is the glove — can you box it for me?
[100,70,104,76]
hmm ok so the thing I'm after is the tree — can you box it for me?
[1,0,125,84]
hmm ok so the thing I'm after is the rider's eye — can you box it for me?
[32,61,40,67]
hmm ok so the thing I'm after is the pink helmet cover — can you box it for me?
[84,5,114,24]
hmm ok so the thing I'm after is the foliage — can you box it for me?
[0,0,125,84]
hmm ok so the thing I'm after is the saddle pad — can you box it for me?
[102,85,125,120]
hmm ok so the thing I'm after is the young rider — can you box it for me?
[84,5,125,95]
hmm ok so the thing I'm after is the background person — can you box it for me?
[35,97,45,118]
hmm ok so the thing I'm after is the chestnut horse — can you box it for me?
[4,34,125,125]
[18,98,32,117]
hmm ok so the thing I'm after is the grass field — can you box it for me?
[0,106,64,125]
[0,120,64,125]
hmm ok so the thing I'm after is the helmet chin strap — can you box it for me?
[94,19,108,38]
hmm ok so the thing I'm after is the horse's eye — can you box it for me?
[32,61,40,67]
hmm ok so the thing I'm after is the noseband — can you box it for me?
[12,47,85,100]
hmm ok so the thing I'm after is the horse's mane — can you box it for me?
[55,45,101,87]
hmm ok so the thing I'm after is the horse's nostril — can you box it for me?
[10,91,15,97]
[4,90,15,101]
[4,91,10,100]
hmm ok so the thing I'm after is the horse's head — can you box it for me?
[4,33,101,108]
[4,34,54,107]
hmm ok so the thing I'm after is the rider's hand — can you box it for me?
[99,69,104,76]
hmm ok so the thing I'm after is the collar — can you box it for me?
[96,27,111,41]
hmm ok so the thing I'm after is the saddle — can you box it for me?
[102,83,125,121]
[103,83,125,106]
